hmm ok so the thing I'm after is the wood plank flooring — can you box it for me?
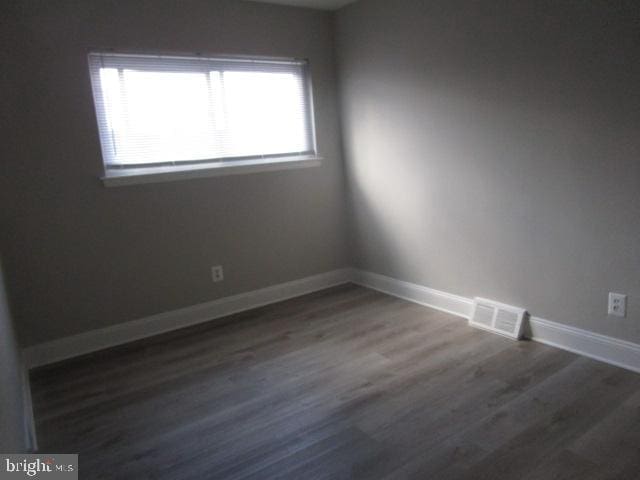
[30,284,640,479]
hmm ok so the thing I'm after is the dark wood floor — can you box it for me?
[31,284,640,479]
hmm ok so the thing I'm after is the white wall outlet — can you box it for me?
[608,292,627,318]
[211,265,224,283]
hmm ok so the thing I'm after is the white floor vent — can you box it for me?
[469,298,527,340]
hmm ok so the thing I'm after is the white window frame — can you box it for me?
[87,51,321,187]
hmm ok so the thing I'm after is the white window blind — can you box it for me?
[88,52,316,169]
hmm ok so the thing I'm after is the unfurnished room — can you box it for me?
[1,0,639,478]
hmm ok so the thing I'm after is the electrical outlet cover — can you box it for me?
[608,292,627,318]
[211,266,224,283]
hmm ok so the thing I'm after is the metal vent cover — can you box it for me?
[469,297,527,340]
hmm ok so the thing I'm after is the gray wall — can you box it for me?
[0,260,29,452]
[4,0,639,349]
[0,9,32,451]
[0,0,349,346]
[336,0,640,342]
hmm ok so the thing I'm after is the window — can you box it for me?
[88,52,318,184]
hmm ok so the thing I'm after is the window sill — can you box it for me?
[101,155,323,187]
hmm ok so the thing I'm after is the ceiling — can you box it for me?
[246,0,358,10]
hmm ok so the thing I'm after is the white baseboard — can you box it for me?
[528,316,640,374]
[24,267,640,375]
[351,269,473,319]
[23,268,352,369]
[352,269,640,374]
[21,365,37,452]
